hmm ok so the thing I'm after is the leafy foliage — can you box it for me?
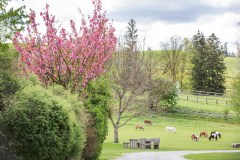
[0,84,85,160]
[0,72,20,111]
[159,86,178,112]
[0,44,20,111]
[82,77,111,160]
[0,0,28,43]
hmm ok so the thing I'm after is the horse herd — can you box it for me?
[192,131,222,141]
[135,120,222,142]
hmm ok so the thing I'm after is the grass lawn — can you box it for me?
[100,115,240,160]
[177,100,233,113]
[184,152,240,160]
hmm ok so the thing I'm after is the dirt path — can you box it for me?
[114,150,240,160]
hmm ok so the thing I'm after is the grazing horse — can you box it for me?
[209,131,221,141]
[165,126,176,133]
[191,133,199,141]
[135,124,144,130]
[144,120,152,125]
[199,131,208,138]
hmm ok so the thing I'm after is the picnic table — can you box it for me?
[123,138,160,149]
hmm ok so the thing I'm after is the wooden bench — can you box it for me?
[153,138,160,149]
[129,139,139,149]
[139,138,160,149]
[232,143,240,148]
[123,142,130,148]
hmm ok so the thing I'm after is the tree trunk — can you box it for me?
[114,125,119,143]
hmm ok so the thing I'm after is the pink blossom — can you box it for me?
[13,0,116,91]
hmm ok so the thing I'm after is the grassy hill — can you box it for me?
[224,57,240,90]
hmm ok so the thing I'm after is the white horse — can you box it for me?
[165,126,176,133]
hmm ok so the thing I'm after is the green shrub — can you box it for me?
[81,77,111,160]
[158,84,178,113]
[0,71,20,111]
[1,85,85,160]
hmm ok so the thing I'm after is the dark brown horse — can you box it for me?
[191,133,199,141]
[144,120,152,125]
[199,131,208,138]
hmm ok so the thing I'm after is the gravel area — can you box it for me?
[115,150,240,160]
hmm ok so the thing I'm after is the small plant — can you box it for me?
[223,107,230,120]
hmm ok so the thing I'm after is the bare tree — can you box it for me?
[108,44,149,143]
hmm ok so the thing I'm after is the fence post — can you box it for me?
[187,96,188,101]
[206,98,208,104]
[216,99,218,105]
[196,97,198,103]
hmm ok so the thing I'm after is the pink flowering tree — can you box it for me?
[13,0,116,92]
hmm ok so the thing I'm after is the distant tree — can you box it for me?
[124,18,138,52]
[205,33,226,93]
[224,42,228,57]
[143,49,161,110]
[160,35,189,85]
[191,31,208,91]
[192,31,226,93]
[230,74,240,117]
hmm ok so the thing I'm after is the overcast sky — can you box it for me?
[11,0,240,52]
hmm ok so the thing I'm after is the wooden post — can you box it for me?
[206,98,208,104]
[216,99,218,105]
[187,96,188,101]
[197,97,198,103]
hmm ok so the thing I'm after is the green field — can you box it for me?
[221,57,239,90]
[100,115,240,160]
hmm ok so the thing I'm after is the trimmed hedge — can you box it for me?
[1,85,85,160]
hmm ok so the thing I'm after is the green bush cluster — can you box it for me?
[0,84,85,160]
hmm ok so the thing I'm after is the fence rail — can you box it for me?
[180,89,231,98]
[178,95,230,106]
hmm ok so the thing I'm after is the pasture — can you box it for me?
[100,115,240,160]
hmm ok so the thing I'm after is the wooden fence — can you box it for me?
[180,89,231,97]
[178,95,230,106]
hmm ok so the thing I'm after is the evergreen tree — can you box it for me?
[224,42,228,57]
[124,18,138,52]
[205,33,226,93]
[191,31,226,93]
[191,31,208,91]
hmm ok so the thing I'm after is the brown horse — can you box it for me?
[144,120,152,125]
[191,133,199,141]
[199,131,208,138]
[135,124,144,130]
